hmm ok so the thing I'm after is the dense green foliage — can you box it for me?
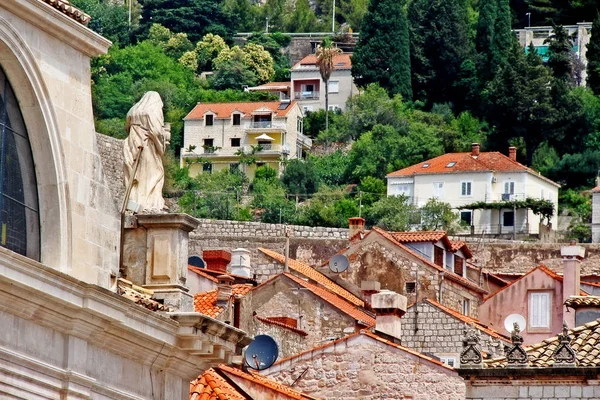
[587,14,600,95]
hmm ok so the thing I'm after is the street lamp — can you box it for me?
[526,12,531,28]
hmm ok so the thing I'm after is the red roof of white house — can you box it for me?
[184,101,298,120]
[291,53,352,71]
[386,151,560,187]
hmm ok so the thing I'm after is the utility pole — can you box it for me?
[358,191,362,218]
[526,12,531,28]
[332,0,336,33]
[128,0,132,28]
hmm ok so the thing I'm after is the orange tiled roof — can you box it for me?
[450,240,473,259]
[565,296,600,308]
[485,318,600,368]
[255,315,309,336]
[217,365,321,399]
[40,0,91,25]
[372,227,487,293]
[592,185,600,192]
[292,53,352,70]
[117,278,171,312]
[188,265,219,283]
[258,248,364,307]
[390,231,448,243]
[194,284,253,318]
[418,298,510,341]
[386,151,560,187]
[272,329,453,371]
[190,368,246,400]
[185,101,297,120]
[484,265,587,301]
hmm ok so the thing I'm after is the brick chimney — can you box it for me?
[509,146,517,161]
[203,250,232,273]
[216,274,234,307]
[471,143,480,157]
[561,243,585,328]
[361,280,381,307]
[349,217,365,239]
[371,290,407,341]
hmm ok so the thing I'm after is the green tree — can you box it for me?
[366,195,418,231]
[340,0,368,30]
[284,0,321,32]
[195,33,228,72]
[475,0,497,83]
[358,176,386,206]
[586,14,600,94]
[71,0,137,45]
[492,0,513,71]
[137,0,232,42]
[545,24,576,84]
[281,159,321,198]
[223,0,259,32]
[214,44,275,84]
[211,57,258,90]
[294,187,358,228]
[419,198,459,232]
[409,0,471,106]
[310,151,350,186]
[316,39,342,131]
[247,33,292,81]
[351,0,412,98]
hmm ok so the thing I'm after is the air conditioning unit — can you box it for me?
[492,177,497,183]
[501,193,511,201]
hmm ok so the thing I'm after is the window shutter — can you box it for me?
[504,182,509,193]
[467,182,471,195]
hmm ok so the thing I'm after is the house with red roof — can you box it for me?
[181,100,311,179]
[290,53,358,112]
[386,143,560,236]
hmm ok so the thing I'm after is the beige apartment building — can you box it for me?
[290,53,358,112]
[181,100,312,178]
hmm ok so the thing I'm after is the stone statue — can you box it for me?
[123,92,170,212]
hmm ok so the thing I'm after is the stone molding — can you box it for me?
[137,213,200,232]
[3,0,111,56]
[0,247,249,380]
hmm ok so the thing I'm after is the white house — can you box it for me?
[290,53,358,112]
[181,100,312,179]
[386,144,560,235]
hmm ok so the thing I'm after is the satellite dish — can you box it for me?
[504,314,526,333]
[329,254,350,273]
[188,255,205,268]
[244,335,279,370]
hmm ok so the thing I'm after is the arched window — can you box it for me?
[0,67,40,260]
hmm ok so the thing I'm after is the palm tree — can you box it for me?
[315,39,342,132]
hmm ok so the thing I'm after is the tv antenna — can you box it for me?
[244,335,279,370]
[328,254,349,273]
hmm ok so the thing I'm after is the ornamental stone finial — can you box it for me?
[506,322,528,366]
[460,323,483,368]
[552,321,577,366]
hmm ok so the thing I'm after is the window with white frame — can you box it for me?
[328,81,339,93]
[462,299,470,316]
[433,182,444,198]
[504,181,515,194]
[461,181,472,196]
[205,114,214,126]
[439,357,457,368]
[328,104,340,111]
[529,291,551,329]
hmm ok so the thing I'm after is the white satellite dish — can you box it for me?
[328,254,350,273]
[504,314,526,333]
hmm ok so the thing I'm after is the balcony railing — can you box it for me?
[297,132,313,148]
[294,91,320,100]
[242,144,290,154]
[246,121,286,130]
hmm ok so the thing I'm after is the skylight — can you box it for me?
[446,162,456,168]
[422,163,430,168]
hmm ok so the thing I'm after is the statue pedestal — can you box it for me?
[134,213,199,311]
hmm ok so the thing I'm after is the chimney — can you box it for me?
[561,242,585,328]
[203,249,232,273]
[216,274,234,307]
[509,146,517,161]
[471,143,480,157]
[371,290,407,341]
[361,280,381,307]
[230,248,252,277]
[349,217,365,239]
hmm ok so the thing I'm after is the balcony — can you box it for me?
[294,91,320,100]
[245,121,286,130]
[297,132,313,148]
[243,144,290,154]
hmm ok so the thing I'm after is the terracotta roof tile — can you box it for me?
[390,231,448,243]
[258,248,364,307]
[417,298,510,341]
[188,266,219,283]
[565,296,600,308]
[272,330,453,371]
[372,227,486,293]
[386,151,559,187]
[592,185,600,192]
[190,368,246,400]
[217,365,320,399]
[292,53,352,71]
[255,315,309,336]
[484,265,586,301]
[485,319,600,368]
[194,285,253,318]
[40,0,91,25]
[117,278,171,312]
[185,101,297,120]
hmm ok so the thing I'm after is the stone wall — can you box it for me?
[263,333,466,400]
[249,317,308,358]
[402,302,506,364]
[466,241,600,276]
[96,133,124,209]
[463,379,600,399]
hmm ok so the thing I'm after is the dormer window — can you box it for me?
[446,162,456,168]
[205,114,214,126]
[422,163,430,168]
[232,114,241,126]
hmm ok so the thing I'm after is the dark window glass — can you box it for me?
[460,211,472,226]
[232,114,241,125]
[0,68,40,260]
[206,114,214,126]
[503,211,514,227]
[231,138,241,147]
[203,163,213,174]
